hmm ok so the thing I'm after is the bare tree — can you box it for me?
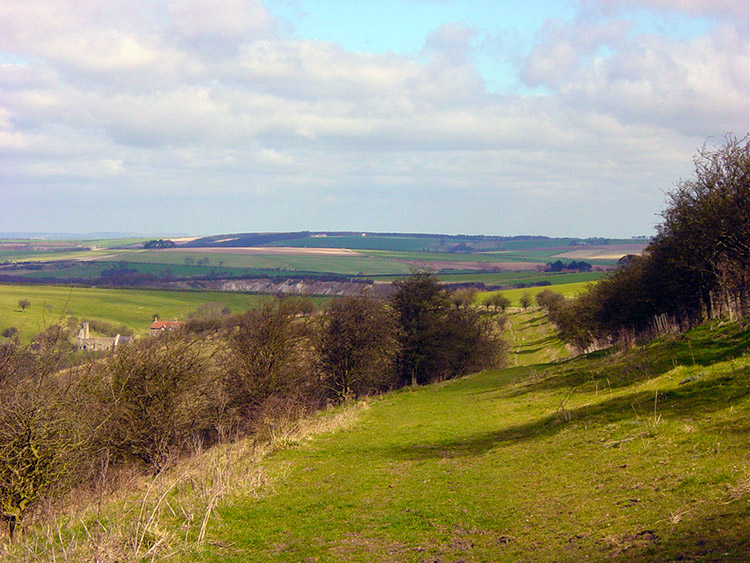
[317,294,398,401]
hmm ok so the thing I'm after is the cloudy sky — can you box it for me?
[1,0,747,237]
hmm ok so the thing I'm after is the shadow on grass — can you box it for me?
[507,323,750,397]
[386,372,750,461]
[520,314,547,327]
[515,335,561,357]
[608,502,750,563]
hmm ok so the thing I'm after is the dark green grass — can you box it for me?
[18,261,266,280]
[359,249,548,263]
[201,321,750,562]
[435,271,606,285]
[361,249,617,267]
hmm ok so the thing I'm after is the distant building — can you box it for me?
[77,321,131,351]
[150,318,185,336]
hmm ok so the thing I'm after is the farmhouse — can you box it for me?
[150,318,185,336]
[77,321,131,351]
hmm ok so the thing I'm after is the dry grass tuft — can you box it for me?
[726,476,750,503]
[0,399,368,561]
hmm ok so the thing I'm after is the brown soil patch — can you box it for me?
[552,243,648,261]
[161,247,361,257]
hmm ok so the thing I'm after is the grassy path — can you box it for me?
[202,322,750,562]
[505,308,570,366]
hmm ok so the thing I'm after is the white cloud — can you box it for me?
[584,0,746,19]
[0,0,746,235]
[520,14,747,136]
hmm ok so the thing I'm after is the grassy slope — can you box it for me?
[201,320,750,562]
[0,284,272,342]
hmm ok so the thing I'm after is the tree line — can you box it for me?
[0,271,507,538]
[544,135,750,350]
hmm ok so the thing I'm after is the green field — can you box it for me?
[110,250,413,276]
[435,271,604,285]
[19,261,256,280]
[478,281,595,307]
[0,284,274,342]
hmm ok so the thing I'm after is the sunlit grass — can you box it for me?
[0,284,272,342]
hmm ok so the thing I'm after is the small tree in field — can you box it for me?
[484,293,510,313]
[17,300,30,312]
[519,292,532,310]
[535,289,565,311]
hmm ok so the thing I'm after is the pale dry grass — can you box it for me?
[726,476,750,503]
[0,400,369,562]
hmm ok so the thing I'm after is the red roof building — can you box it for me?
[150,319,185,336]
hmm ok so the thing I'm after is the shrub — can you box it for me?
[316,294,399,401]
[223,298,319,427]
[0,346,98,539]
[185,302,236,333]
[391,271,508,385]
[1,327,18,339]
[535,289,565,311]
[96,332,220,470]
[484,293,511,312]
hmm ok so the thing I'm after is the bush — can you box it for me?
[223,298,319,427]
[96,332,220,470]
[535,289,565,311]
[484,293,511,312]
[316,294,398,401]
[0,345,99,539]
[1,327,18,339]
[391,271,508,385]
[185,302,236,333]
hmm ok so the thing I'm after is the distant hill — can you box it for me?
[184,231,644,253]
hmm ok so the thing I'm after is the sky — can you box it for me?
[0,0,748,238]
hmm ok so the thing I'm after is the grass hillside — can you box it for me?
[203,317,750,562]
[5,315,749,562]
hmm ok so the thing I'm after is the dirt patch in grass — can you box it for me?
[551,243,648,260]
[604,529,659,557]
[329,532,411,561]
